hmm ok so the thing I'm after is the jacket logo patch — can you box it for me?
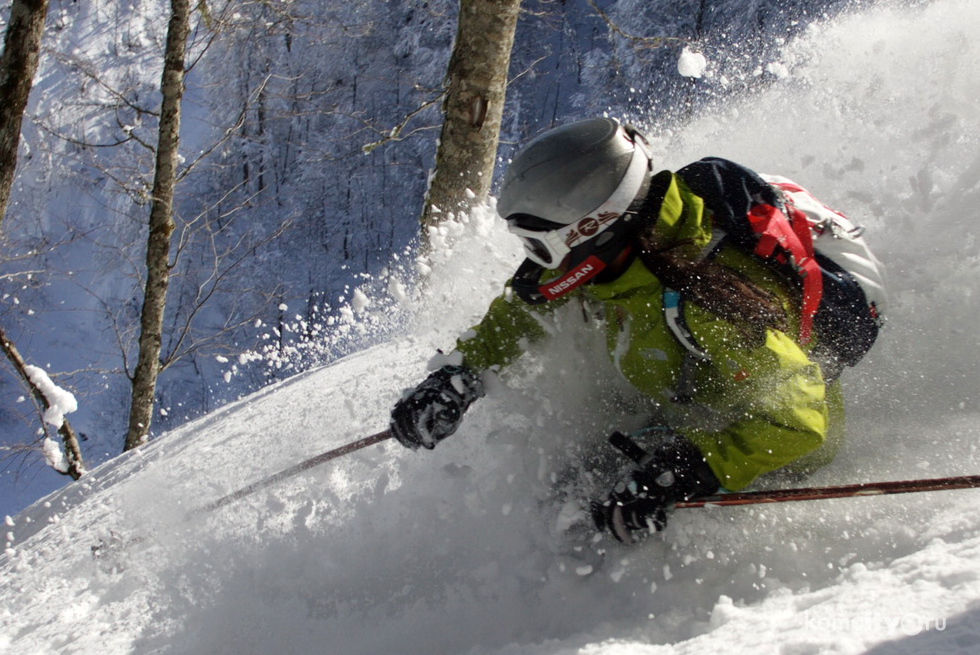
[538,256,607,300]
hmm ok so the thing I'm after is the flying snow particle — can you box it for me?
[766,61,790,79]
[387,278,409,303]
[678,46,708,78]
[351,289,371,313]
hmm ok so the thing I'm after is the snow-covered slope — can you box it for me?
[4,1,980,653]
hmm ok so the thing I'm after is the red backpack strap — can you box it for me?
[746,204,823,344]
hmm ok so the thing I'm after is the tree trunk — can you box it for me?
[0,326,84,479]
[420,0,521,231]
[0,0,50,225]
[124,0,190,451]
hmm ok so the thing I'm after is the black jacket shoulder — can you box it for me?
[675,158,780,240]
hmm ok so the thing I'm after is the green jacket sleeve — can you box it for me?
[453,285,562,373]
[680,314,829,492]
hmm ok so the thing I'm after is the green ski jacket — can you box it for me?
[454,171,844,491]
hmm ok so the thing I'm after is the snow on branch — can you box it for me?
[23,365,78,429]
[0,326,85,479]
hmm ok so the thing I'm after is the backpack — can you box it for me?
[665,158,887,380]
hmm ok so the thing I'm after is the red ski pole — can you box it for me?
[193,429,393,515]
[675,474,980,508]
[93,431,393,559]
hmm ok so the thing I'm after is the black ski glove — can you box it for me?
[390,365,485,450]
[592,431,719,543]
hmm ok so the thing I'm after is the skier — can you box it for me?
[390,117,885,543]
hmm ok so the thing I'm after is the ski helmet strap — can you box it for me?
[511,258,550,305]
[746,204,823,344]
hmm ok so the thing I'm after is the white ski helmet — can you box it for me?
[498,117,653,303]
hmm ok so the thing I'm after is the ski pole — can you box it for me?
[192,429,393,515]
[675,474,980,508]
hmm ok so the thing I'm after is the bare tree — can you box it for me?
[0,0,49,226]
[0,0,86,476]
[0,326,84,479]
[14,2,331,453]
[585,0,689,52]
[124,0,191,451]
[420,0,522,230]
